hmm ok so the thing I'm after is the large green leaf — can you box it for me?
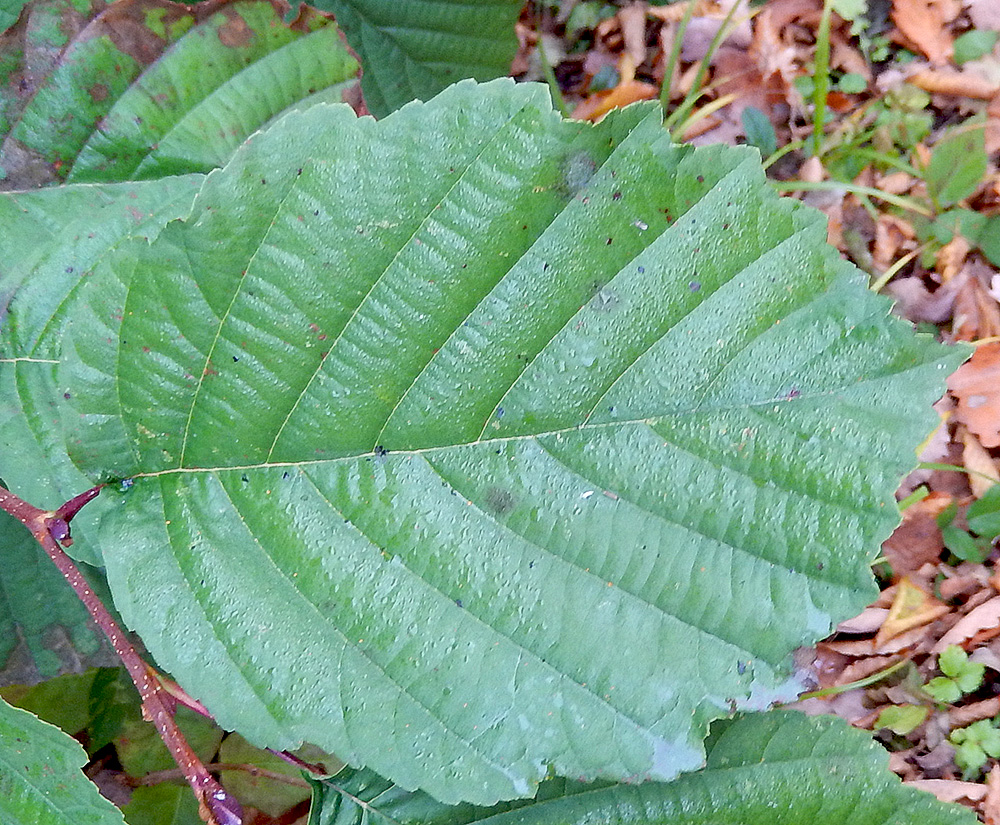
[307,711,977,825]
[0,174,202,566]
[0,695,125,825]
[0,0,358,188]
[27,79,965,803]
[310,0,522,116]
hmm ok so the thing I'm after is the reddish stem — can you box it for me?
[0,484,242,825]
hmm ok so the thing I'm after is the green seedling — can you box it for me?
[936,484,1000,564]
[876,703,929,735]
[949,719,1000,779]
[924,645,986,704]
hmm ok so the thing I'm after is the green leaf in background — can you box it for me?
[0,0,358,188]
[121,785,202,825]
[0,695,125,825]
[0,0,28,32]
[17,79,966,803]
[741,105,776,157]
[953,29,999,65]
[0,174,202,567]
[218,734,333,816]
[310,0,522,116]
[307,712,977,825]
[0,507,117,686]
[924,120,988,208]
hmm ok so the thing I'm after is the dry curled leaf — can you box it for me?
[949,343,1000,448]
[933,595,1000,652]
[876,578,950,646]
[890,0,956,65]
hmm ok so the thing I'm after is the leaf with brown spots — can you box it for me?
[0,0,359,188]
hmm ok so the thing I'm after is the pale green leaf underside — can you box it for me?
[310,0,522,117]
[49,80,966,803]
[0,696,125,825]
[309,712,977,825]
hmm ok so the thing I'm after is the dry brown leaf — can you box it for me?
[949,343,1000,448]
[890,0,955,65]
[936,234,972,282]
[951,261,1000,340]
[968,0,1000,30]
[949,696,1000,728]
[571,80,659,121]
[882,492,949,576]
[987,764,1000,825]
[910,68,1000,99]
[618,2,648,76]
[961,426,1000,499]
[837,607,889,634]
[907,779,988,803]
[873,213,916,271]
[933,595,1000,652]
[876,578,950,646]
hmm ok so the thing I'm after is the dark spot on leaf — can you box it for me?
[241,474,249,483]
[560,150,597,197]
[88,83,109,102]
[485,487,516,516]
[697,175,705,183]
[455,599,463,608]
[689,281,701,292]
[217,11,255,48]
[282,471,290,479]
[612,191,622,200]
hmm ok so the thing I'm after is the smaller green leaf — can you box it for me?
[741,106,777,157]
[956,665,986,694]
[0,670,97,736]
[939,644,970,678]
[953,30,999,65]
[951,720,1000,777]
[837,72,867,94]
[941,524,989,563]
[967,484,1000,539]
[121,784,201,825]
[0,695,125,825]
[925,121,988,208]
[218,734,335,816]
[925,676,962,704]
[831,0,866,22]
[875,704,929,735]
[310,0,522,117]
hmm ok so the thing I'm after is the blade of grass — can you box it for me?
[773,179,933,216]
[810,0,834,156]
[797,659,910,700]
[659,0,696,115]
[870,244,928,293]
[533,2,569,119]
[663,1,743,133]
